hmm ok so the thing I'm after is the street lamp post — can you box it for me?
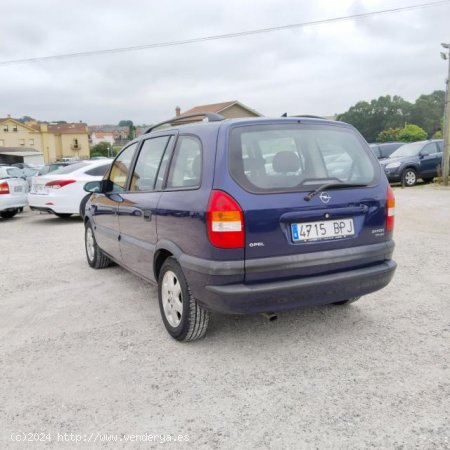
[441,43,450,186]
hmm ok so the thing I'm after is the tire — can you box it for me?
[0,209,18,219]
[79,194,91,219]
[401,168,417,187]
[85,221,111,269]
[54,213,72,219]
[158,257,210,342]
[332,297,361,306]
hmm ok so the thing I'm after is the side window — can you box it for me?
[108,143,137,192]
[166,136,202,189]
[130,136,171,192]
[421,143,437,155]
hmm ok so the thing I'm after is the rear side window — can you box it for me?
[166,136,202,189]
[229,124,377,193]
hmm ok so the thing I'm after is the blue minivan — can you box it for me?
[84,114,396,341]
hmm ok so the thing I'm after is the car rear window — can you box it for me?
[51,162,91,174]
[6,167,23,178]
[229,123,377,193]
[85,164,111,177]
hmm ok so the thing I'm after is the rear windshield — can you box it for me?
[51,162,90,174]
[229,124,377,193]
[6,167,23,178]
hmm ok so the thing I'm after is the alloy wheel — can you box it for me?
[161,270,183,327]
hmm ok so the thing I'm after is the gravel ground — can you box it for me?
[1,185,449,449]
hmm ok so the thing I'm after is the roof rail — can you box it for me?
[145,112,225,134]
[281,114,325,119]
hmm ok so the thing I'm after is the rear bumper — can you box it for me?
[181,241,396,314]
[28,193,76,214]
[203,260,396,314]
[0,194,27,211]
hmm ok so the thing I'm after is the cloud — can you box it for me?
[0,0,448,124]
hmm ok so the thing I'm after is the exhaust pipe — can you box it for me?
[261,312,278,322]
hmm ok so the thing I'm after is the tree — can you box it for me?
[377,128,401,142]
[398,124,427,142]
[127,124,135,140]
[337,95,412,142]
[90,142,112,158]
[409,90,445,137]
[118,120,133,127]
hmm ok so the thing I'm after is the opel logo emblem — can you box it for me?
[319,192,331,204]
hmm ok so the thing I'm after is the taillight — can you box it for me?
[386,186,395,232]
[0,181,10,195]
[207,190,244,248]
[45,179,76,189]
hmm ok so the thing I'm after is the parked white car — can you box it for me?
[0,166,28,219]
[28,160,112,219]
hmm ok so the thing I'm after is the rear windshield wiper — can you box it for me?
[304,182,368,201]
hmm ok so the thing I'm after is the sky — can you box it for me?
[0,0,449,125]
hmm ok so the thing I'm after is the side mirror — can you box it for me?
[84,180,103,193]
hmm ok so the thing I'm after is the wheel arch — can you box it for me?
[153,240,183,281]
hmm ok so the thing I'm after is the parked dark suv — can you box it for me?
[83,114,396,341]
[380,139,444,186]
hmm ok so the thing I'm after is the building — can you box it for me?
[177,100,263,120]
[90,131,115,146]
[0,147,44,166]
[0,116,90,163]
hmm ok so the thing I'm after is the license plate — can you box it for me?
[291,218,355,242]
[14,186,23,192]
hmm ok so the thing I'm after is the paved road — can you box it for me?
[1,185,449,449]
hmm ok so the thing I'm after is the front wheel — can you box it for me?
[158,257,210,342]
[401,168,417,187]
[85,221,111,269]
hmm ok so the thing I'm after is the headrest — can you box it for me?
[272,151,300,173]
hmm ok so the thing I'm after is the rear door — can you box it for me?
[226,122,388,283]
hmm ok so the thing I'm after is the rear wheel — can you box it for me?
[332,297,361,306]
[158,257,210,342]
[85,221,111,269]
[0,209,18,219]
[401,168,417,187]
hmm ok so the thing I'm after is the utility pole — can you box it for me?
[441,43,450,186]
